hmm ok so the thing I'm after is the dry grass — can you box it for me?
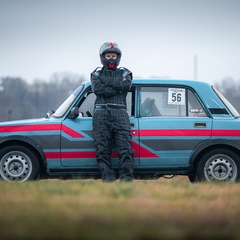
[1,176,240,239]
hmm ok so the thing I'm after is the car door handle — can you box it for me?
[194,122,206,128]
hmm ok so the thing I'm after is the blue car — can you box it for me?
[0,79,240,182]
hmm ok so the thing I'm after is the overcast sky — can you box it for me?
[0,0,240,84]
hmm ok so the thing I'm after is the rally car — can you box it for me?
[1,79,240,182]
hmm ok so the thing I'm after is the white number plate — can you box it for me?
[168,88,185,105]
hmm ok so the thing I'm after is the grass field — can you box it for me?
[1,176,240,240]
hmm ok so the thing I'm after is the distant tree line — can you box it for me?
[0,73,85,121]
[0,75,239,122]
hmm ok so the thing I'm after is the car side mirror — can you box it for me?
[68,107,79,119]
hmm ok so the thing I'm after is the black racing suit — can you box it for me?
[91,66,134,181]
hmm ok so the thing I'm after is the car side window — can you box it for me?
[79,92,96,117]
[187,90,207,117]
[78,88,133,117]
[141,86,207,117]
[126,91,134,116]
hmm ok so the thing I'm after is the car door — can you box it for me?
[60,86,140,168]
[60,90,96,168]
[138,85,213,167]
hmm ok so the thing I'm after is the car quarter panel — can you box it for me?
[0,119,62,169]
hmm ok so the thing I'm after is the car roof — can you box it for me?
[132,78,211,87]
[83,78,212,88]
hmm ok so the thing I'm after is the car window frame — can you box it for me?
[138,84,210,118]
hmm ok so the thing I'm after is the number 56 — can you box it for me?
[172,93,182,102]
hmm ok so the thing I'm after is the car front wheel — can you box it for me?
[0,145,40,182]
[196,149,240,182]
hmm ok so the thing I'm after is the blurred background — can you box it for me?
[0,0,240,121]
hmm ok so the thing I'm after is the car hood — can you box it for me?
[0,118,50,127]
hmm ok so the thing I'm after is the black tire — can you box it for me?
[196,149,240,182]
[0,145,40,182]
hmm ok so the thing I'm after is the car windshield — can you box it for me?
[52,85,83,118]
[213,86,240,117]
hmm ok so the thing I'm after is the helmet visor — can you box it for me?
[105,53,117,60]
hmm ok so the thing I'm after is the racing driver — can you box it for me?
[91,42,134,182]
